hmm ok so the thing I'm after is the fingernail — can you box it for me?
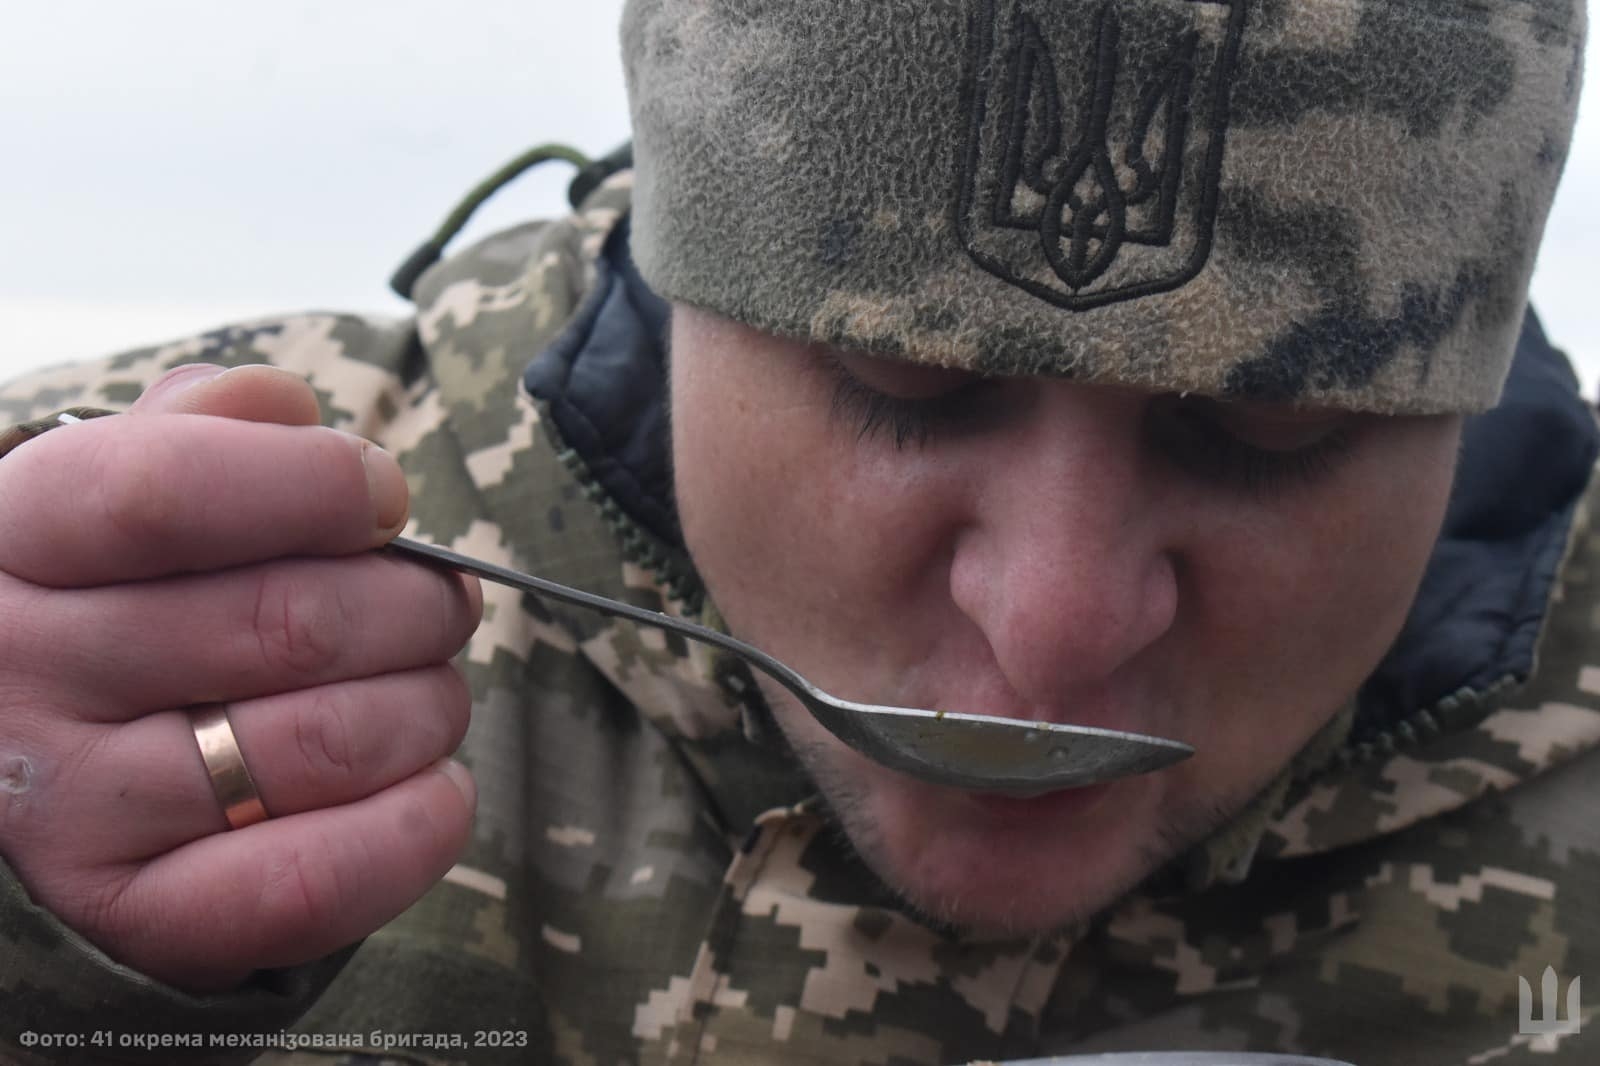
[361,442,408,532]
[435,758,477,807]
[217,363,297,383]
[147,363,227,398]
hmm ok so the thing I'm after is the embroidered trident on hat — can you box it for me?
[956,0,1250,310]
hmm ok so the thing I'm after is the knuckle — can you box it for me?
[249,569,350,682]
[256,839,352,933]
[293,690,359,784]
[84,434,183,552]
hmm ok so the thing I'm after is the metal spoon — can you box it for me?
[388,536,1193,794]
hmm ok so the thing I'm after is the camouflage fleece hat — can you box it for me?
[621,0,1584,414]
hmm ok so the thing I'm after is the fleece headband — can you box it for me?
[621,0,1583,414]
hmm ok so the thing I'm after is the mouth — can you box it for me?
[962,779,1119,819]
[789,661,1192,795]
[922,675,1162,739]
[842,702,1192,797]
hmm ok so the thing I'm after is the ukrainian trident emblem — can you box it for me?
[955,0,1249,309]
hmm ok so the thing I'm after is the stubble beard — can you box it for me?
[791,736,1245,939]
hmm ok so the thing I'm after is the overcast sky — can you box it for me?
[3,1,1597,395]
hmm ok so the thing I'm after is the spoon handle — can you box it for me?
[387,536,1195,794]
[385,535,813,702]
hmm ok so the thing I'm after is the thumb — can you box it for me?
[130,364,324,426]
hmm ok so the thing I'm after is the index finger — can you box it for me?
[0,412,407,587]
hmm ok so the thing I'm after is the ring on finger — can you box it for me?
[190,706,269,830]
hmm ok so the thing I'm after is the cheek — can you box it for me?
[1181,428,1458,757]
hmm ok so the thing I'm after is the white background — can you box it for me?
[2,1,1596,394]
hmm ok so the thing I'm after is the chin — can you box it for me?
[812,748,1185,936]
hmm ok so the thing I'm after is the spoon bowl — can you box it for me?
[387,536,1194,794]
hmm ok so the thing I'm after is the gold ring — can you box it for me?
[190,707,268,830]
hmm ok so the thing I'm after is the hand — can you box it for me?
[0,364,482,992]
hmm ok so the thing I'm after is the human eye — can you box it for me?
[1149,395,1359,497]
[820,349,998,449]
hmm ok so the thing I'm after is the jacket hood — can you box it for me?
[1250,309,1600,869]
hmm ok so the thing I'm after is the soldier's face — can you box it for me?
[670,304,1463,934]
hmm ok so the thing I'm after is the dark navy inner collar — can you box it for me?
[523,216,679,548]
[1356,310,1599,736]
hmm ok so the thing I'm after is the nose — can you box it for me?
[946,383,1178,709]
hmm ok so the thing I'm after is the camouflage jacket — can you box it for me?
[1,172,1596,1066]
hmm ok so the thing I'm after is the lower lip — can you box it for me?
[964,781,1115,821]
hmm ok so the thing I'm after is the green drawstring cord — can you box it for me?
[388,143,592,300]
